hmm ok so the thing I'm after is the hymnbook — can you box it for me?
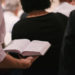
[4,39,51,56]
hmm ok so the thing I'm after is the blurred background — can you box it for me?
[0,0,59,46]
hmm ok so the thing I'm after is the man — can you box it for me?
[0,2,37,69]
[59,10,75,75]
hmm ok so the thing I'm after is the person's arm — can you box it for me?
[0,54,36,68]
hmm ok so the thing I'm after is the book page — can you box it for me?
[4,39,30,53]
[23,40,51,56]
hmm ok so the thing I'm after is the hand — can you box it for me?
[19,56,39,69]
[19,57,33,69]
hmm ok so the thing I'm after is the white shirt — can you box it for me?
[18,9,24,18]
[0,3,6,62]
[4,11,19,33]
[53,2,75,17]
[4,11,19,45]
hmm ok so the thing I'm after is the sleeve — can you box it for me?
[0,3,6,62]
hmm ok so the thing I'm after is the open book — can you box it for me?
[4,39,51,56]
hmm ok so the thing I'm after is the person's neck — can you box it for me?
[27,10,48,18]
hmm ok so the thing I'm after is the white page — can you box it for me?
[4,39,30,53]
[24,40,51,55]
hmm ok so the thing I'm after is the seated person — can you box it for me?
[12,0,68,75]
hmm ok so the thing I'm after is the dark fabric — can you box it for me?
[59,10,75,75]
[12,13,68,75]
[0,69,11,75]
[0,69,23,75]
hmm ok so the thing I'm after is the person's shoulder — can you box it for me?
[47,12,68,21]
[13,18,26,28]
[47,12,67,17]
[43,13,60,19]
[55,13,68,23]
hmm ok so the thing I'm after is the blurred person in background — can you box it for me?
[46,0,75,17]
[0,0,5,10]
[4,0,27,46]
[53,0,75,17]
[4,0,20,46]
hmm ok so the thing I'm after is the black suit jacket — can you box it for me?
[59,10,75,75]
